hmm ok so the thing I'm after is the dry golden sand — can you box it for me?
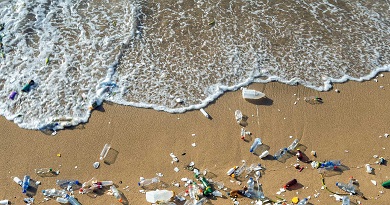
[1,74,390,205]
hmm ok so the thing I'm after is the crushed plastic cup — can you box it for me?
[145,190,174,203]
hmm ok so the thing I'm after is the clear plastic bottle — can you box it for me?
[247,177,255,192]
[35,168,57,177]
[22,175,30,193]
[304,96,323,104]
[226,166,238,176]
[138,176,160,186]
[287,139,299,151]
[110,185,123,202]
[245,177,255,197]
[212,190,222,197]
[65,194,81,205]
[249,138,262,153]
[297,197,308,205]
[240,128,245,139]
[100,144,111,160]
[42,188,67,197]
[98,181,113,186]
[320,160,341,170]
[56,179,80,191]
[274,148,288,160]
[342,196,350,205]
[187,183,196,199]
[233,162,247,177]
[235,110,243,123]
[336,182,355,194]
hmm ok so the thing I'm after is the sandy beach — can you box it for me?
[1,73,390,205]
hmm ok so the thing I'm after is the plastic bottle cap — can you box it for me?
[292,197,299,203]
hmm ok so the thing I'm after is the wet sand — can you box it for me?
[1,73,390,205]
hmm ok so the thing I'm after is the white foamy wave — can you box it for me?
[0,0,389,130]
[0,0,140,130]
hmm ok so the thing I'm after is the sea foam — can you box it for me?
[0,0,389,130]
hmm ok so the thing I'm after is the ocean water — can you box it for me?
[0,0,389,130]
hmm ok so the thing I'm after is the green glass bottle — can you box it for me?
[200,177,213,195]
[382,180,390,188]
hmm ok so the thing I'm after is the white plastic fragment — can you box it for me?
[156,173,164,177]
[371,180,377,186]
[174,167,180,172]
[191,143,196,147]
[93,162,100,169]
[276,188,286,195]
[181,178,188,182]
[331,194,343,201]
[365,164,373,174]
[170,153,179,162]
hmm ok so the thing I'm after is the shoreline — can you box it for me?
[1,74,390,205]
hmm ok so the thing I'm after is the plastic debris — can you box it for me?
[93,162,100,169]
